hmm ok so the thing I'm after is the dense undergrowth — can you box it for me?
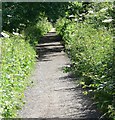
[0,18,52,118]
[0,35,36,117]
[23,17,52,46]
[55,3,114,119]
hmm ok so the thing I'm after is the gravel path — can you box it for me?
[18,29,100,119]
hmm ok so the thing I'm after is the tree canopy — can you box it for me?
[2,2,69,32]
[2,2,114,32]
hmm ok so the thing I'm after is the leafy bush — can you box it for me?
[56,18,114,119]
[55,17,70,36]
[84,2,114,29]
[23,17,52,46]
[0,35,36,118]
[0,16,52,118]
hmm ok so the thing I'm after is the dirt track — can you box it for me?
[18,29,100,118]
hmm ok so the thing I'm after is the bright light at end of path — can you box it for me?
[49,28,56,32]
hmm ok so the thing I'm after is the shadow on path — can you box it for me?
[36,32,63,62]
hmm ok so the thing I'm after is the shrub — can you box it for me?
[0,16,52,118]
[55,17,70,36]
[0,35,36,118]
[55,18,114,119]
[23,17,52,46]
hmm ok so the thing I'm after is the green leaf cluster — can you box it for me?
[0,35,36,118]
[23,17,52,46]
[55,2,114,119]
[2,2,68,32]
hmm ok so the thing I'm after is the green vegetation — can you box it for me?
[0,20,52,118]
[24,17,52,46]
[1,2,53,118]
[1,1,114,119]
[0,17,52,117]
[2,2,68,33]
[0,35,36,117]
[56,2,114,120]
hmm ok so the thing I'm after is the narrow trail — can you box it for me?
[19,29,100,118]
